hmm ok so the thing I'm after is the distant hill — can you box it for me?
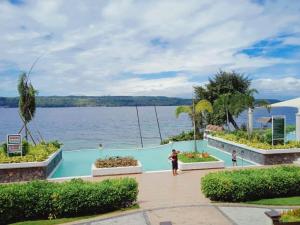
[255,99,280,104]
[0,96,280,108]
[0,96,192,108]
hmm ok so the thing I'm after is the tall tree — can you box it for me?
[176,99,213,152]
[18,73,37,141]
[194,70,252,129]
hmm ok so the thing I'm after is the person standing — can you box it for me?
[168,149,180,176]
[232,150,237,166]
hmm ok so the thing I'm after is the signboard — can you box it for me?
[272,116,285,145]
[7,134,22,155]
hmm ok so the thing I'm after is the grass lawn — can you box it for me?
[246,196,300,206]
[11,204,139,225]
[178,152,218,163]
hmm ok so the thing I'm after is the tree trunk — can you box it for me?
[25,122,28,141]
[228,113,239,130]
[226,108,230,130]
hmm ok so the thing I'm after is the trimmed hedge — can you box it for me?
[201,166,300,202]
[0,178,138,224]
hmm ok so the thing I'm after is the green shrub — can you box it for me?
[161,130,203,144]
[201,166,300,202]
[1,143,7,154]
[22,140,29,155]
[0,178,138,224]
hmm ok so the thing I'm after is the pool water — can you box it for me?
[51,140,255,178]
[286,131,296,141]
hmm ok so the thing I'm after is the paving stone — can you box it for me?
[88,212,148,225]
[218,207,273,225]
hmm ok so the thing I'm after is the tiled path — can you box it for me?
[59,170,296,225]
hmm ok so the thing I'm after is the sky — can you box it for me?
[0,0,300,99]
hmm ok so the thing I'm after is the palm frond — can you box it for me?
[175,105,192,118]
[195,100,213,114]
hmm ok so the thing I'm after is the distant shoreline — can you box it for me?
[0,96,192,108]
[0,96,279,108]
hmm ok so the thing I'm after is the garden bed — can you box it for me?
[0,142,62,183]
[208,135,300,165]
[178,152,224,170]
[92,156,142,176]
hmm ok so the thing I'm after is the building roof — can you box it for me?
[257,117,272,123]
[271,97,300,111]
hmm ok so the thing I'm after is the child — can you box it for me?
[168,149,180,176]
[232,150,237,166]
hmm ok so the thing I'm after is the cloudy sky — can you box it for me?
[0,0,300,99]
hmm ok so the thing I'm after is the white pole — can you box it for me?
[248,108,253,134]
[296,111,300,141]
[193,99,197,152]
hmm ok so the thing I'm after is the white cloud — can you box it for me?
[253,77,300,99]
[0,0,299,97]
[107,76,197,97]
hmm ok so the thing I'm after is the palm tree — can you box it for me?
[176,99,213,131]
[213,94,231,130]
[18,72,37,141]
[176,99,213,152]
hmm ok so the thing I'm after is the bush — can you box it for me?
[201,166,300,202]
[95,156,138,168]
[1,143,7,154]
[0,178,138,224]
[161,130,203,144]
[22,139,29,155]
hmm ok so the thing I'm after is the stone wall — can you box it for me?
[0,150,62,183]
[208,136,300,165]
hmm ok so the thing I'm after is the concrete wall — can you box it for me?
[0,150,62,183]
[208,136,300,165]
[92,161,142,176]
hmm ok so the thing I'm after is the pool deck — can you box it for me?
[55,166,300,225]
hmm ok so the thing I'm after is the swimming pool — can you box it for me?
[50,140,255,178]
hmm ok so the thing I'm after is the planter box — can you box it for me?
[265,210,300,225]
[92,161,142,176]
[178,157,224,171]
[208,135,300,165]
[0,149,62,183]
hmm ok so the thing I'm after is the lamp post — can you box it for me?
[296,109,300,141]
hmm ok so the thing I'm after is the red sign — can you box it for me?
[8,135,22,144]
[8,144,22,153]
[7,134,22,155]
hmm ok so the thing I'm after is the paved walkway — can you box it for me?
[70,205,281,225]
[61,169,297,225]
